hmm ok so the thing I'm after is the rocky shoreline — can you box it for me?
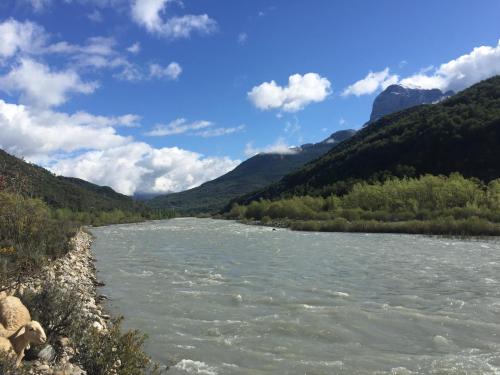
[18,229,108,375]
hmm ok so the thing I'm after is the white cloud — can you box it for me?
[0,99,239,195]
[145,118,245,138]
[162,15,217,39]
[0,99,130,160]
[341,68,399,97]
[149,62,182,80]
[131,0,169,32]
[0,19,46,58]
[0,58,98,108]
[145,118,212,136]
[131,0,217,39]
[248,73,331,112]
[114,65,143,82]
[127,42,141,54]
[50,144,239,195]
[344,40,500,96]
[195,124,245,138]
[0,18,144,86]
[244,138,298,157]
[400,40,500,92]
[238,32,248,45]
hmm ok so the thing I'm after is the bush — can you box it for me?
[72,317,163,375]
[0,192,78,291]
[22,280,165,375]
[23,282,83,344]
[235,174,500,235]
[0,351,31,375]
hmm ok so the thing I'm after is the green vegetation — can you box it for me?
[23,282,165,375]
[234,76,500,205]
[0,186,172,293]
[148,130,356,214]
[0,148,175,226]
[0,191,77,291]
[224,174,500,235]
[0,149,141,212]
[0,151,174,372]
[0,171,170,372]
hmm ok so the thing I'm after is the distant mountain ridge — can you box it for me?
[368,84,454,124]
[147,130,356,214]
[0,149,142,212]
[233,76,500,205]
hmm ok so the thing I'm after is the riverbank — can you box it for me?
[220,174,500,236]
[2,229,160,374]
[232,217,500,236]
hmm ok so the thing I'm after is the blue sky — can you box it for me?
[0,0,499,195]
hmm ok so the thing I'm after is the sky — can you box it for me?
[0,0,500,195]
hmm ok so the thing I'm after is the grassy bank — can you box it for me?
[222,174,500,236]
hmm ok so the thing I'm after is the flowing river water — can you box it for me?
[90,218,500,374]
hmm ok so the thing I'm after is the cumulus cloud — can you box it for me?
[131,0,217,39]
[0,58,98,108]
[341,68,399,97]
[244,138,298,157]
[149,62,182,80]
[0,18,146,86]
[0,19,46,58]
[0,99,239,194]
[400,39,500,92]
[343,40,500,96]
[0,99,130,160]
[50,144,239,195]
[248,73,331,112]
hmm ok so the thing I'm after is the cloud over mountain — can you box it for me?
[343,40,500,96]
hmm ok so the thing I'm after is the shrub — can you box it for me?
[0,192,78,291]
[0,352,31,375]
[22,280,165,375]
[72,317,164,375]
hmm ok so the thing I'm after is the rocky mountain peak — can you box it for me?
[368,84,454,124]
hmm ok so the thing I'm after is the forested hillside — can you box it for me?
[234,76,500,205]
[0,149,142,212]
[148,130,355,214]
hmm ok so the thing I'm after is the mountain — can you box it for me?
[234,76,500,205]
[147,130,356,214]
[368,84,454,124]
[0,149,142,212]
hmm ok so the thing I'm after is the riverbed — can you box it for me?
[91,218,500,374]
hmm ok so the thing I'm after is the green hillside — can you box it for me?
[0,149,142,212]
[148,130,356,214]
[234,76,500,205]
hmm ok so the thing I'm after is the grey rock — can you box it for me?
[368,84,454,124]
[38,344,56,362]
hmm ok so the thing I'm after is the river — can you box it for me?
[90,218,500,374]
